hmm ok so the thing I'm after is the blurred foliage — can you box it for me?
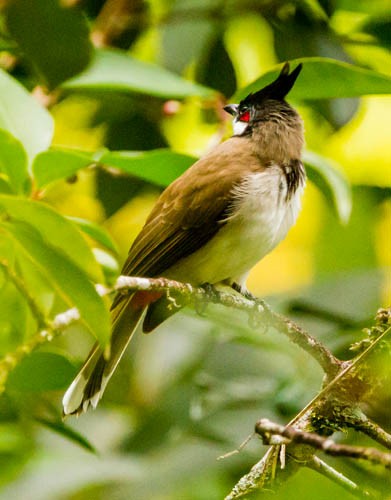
[0,0,390,499]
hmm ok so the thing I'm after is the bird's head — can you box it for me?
[224,62,302,136]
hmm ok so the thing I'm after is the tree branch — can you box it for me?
[226,306,391,499]
[354,416,391,450]
[114,276,341,376]
[255,419,391,469]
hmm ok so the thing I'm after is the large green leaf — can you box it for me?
[0,195,102,282]
[4,0,92,89]
[63,49,214,99]
[99,149,195,187]
[33,147,196,189]
[234,57,391,101]
[0,129,29,194]
[0,69,53,163]
[3,221,110,347]
[304,151,352,224]
[32,148,93,189]
[7,351,77,392]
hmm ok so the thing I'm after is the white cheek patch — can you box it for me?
[233,119,249,136]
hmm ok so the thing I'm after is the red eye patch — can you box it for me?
[239,110,250,122]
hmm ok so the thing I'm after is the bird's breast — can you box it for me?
[166,165,305,286]
[223,165,305,264]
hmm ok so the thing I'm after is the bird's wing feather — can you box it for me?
[120,137,265,280]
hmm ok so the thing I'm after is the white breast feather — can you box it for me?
[166,166,305,286]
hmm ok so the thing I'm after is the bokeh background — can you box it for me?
[0,0,390,499]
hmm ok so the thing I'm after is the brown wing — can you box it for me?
[121,136,265,279]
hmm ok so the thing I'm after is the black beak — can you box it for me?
[224,104,238,116]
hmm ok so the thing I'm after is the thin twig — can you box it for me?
[308,456,372,499]
[217,433,255,460]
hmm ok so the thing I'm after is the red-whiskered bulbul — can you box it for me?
[63,62,305,416]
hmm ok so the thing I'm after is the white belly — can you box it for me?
[166,167,305,286]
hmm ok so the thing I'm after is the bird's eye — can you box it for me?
[239,110,250,122]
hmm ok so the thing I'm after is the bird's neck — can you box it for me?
[251,114,304,164]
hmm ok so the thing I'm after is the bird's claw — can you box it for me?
[231,284,270,331]
[195,282,217,315]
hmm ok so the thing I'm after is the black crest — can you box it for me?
[240,62,302,107]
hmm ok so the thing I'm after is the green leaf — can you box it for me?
[0,195,102,282]
[64,49,214,99]
[304,150,352,224]
[4,0,92,89]
[234,57,391,101]
[0,129,29,194]
[32,148,93,189]
[7,351,77,392]
[99,149,195,187]
[3,221,110,347]
[68,216,119,254]
[35,417,97,454]
[0,69,54,163]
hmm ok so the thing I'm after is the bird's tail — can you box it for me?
[62,294,145,417]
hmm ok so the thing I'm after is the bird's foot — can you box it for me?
[231,282,271,330]
[231,282,264,305]
[195,282,218,315]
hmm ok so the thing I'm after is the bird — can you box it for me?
[63,62,306,417]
